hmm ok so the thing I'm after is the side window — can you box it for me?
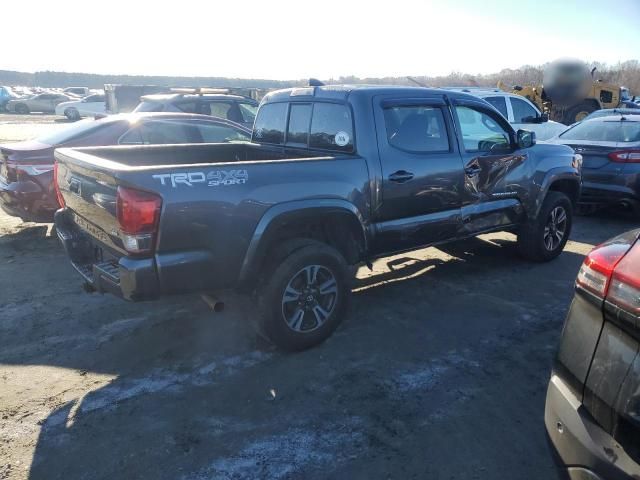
[238,103,258,124]
[208,102,232,119]
[309,103,354,152]
[383,105,449,152]
[253,102,288,144]
[286,103,312,146]
[175,101,198,114]
[196,123,250,143]
[510,98,539,123]
[484,96,509,119]
[455,106,510,152]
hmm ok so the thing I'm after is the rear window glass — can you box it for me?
[559,120,640,142]
[287,103,312,146]
[253,102,288,144]
[119,119,199,145]
[196,122,250,143]
[37,119,106,145]
[309,103,354,152]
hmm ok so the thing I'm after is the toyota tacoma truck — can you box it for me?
[54,85,582,350]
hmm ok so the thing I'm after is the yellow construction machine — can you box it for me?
[498,61,637,124]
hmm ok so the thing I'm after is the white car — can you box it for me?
[55,93,106,120]
[445,88,568,140]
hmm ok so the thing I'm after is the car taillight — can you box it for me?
[576,231,640,317]
[607,243,640,315]
[576,232,638,297]
[607,150,640,163]
[116,186,162,254]
[53,162,65,208]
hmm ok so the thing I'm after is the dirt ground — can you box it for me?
[0,117,638,479]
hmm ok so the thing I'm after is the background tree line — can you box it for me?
[1,60,638,95]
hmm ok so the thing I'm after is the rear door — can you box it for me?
[372,95,464,253]
[451,98,526,232]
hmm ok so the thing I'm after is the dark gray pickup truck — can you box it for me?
[54,85,582,350]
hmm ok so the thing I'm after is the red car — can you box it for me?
[0,113,251,221]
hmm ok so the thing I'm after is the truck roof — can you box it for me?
[262,85,482,104]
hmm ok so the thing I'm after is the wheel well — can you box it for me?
[257,211,366,269]
[548,179,580,207]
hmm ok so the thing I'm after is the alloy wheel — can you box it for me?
[543,206,567,251]
[281,264,338,333]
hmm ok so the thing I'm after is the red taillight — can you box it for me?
[607,150,640,163]
[576,231,640,316]
[53,162,65,208]
[576,235,635,297]
[607,243,640,315]
[116,186,162,254]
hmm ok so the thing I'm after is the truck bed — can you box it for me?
[55,142,330,170]
[54,142,369,298]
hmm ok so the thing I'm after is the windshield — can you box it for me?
[37,119,105,145]
[559,119,640,142]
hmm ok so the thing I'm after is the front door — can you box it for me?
[452,99,527,234]
[372,96,465,254]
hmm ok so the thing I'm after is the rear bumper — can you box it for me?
[580,177,639,206]
[545,374,639,480]
[0,177,56,221]
[54,209,160,301]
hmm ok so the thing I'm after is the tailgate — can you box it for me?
[55,149,125,255]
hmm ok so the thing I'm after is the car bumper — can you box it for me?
[580,175,639,206]
[545,374,640,480]
[54,209,160,301]
[0,177,56,221]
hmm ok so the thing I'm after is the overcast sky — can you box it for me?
[4,0,639,79]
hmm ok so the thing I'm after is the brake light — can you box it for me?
[607,243,640,315]
[53,162,65,208]
[608,150,640,163]
[576,239,633,296]
[116,186,162,254]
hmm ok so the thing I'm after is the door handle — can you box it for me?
[388,170,414,183]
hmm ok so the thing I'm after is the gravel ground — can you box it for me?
[0,118,638,479]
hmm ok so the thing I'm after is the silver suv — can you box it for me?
[446,88,568,140]
[134,93,258,128]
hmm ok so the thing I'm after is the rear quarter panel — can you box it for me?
[120,156,371,289]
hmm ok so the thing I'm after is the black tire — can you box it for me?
[517,191,572,262]
[15,103,29,114]
[64,108,80,121]
[563,101,597,124]
[256,239,350,351]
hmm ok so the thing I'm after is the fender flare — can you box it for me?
[238,199,369,286]
[530,167,581,218]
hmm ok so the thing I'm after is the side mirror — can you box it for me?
[539,112,549,123]
[517,129,536,149]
